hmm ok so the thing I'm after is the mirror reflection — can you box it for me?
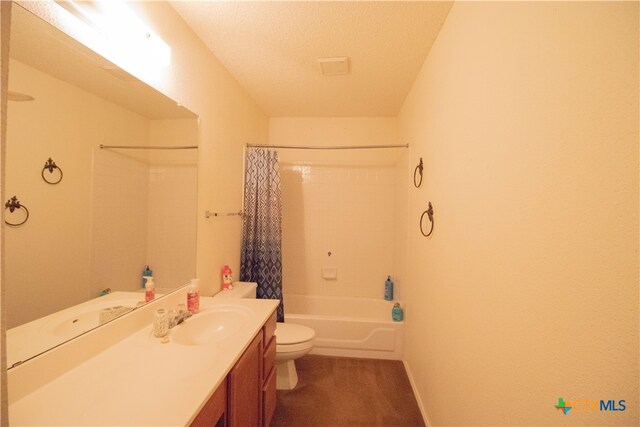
[5,4,199,368]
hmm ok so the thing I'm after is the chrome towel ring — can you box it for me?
[5,196,29,226]
[420,202,434,237]
[42,158,63,185]
[413,157,423,188]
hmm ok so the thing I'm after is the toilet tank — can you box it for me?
[214,281,257,299]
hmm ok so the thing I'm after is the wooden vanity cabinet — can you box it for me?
[227,332,263,427]
[227,309,277,427]
[261,311,277,427]
[192,309,277,427]
[190,378,227,427]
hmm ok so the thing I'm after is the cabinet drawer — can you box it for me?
[263,310,277,346]
[262,365,277,427]
[263,335,276,380]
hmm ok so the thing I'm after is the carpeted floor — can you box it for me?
[270,355,425,427]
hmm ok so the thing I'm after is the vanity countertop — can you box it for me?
[9,296,279,426]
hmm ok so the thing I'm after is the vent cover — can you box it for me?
[317,57,350,76]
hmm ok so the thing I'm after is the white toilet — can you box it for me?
[215,282,315,390]
[274,322,315,390]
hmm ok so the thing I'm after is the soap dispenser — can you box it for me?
[187,278,200,313]
[144,276,155,302]
[384,276,394,301]
[142,265,153,288]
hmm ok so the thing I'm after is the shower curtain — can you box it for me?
[240,148,284,321]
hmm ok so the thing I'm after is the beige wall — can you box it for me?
[397,2,638,426]
[17,1,269,296]
[1,2,11,422]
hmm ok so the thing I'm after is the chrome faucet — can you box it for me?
[169,307,192,329]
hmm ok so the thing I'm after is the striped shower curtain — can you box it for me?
[240,148,284,321]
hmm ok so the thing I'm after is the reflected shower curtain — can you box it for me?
[240,148,284,321]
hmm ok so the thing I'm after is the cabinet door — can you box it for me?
[262,365,277,427]
[228,332,263,427]
[190,378,227,427]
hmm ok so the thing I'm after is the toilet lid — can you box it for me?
[275,323,315,345]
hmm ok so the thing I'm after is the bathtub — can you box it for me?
[283,293,404,360]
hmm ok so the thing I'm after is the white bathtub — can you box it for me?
[283,293,404,360]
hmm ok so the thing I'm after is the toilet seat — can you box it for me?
[274,323,315,390]
[277,341,314,354]
[276,323,315,345]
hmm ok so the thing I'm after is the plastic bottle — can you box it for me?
[144,276,155,302]
[384,276,394,301]
[142,265,153,288]
[187,278,200,313]
[392,302,404,322]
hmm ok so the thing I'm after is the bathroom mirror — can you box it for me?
[5,4,198,368]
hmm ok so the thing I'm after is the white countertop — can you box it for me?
[7,291,148,369]
[9,296,278,426]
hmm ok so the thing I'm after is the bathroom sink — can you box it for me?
[171,305,252,346]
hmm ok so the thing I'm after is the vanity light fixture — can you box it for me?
[54,0,171,71]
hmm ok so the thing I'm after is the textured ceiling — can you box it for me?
[170,1,453,117]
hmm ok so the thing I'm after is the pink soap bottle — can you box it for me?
[144,276,155,303]
[187,278,200,313]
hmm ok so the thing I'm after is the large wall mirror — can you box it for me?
[5,4,199,369]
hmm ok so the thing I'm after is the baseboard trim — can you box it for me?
[403,359,431,427]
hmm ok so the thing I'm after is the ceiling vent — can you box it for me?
[318,57,350,76]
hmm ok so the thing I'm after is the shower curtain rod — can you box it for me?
[99,144,198,150]
[246,143,409,150]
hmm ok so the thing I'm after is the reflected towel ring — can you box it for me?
[5,196,29,226]
[420,202,434,237]
[413,157,423,188]
[42,158,63,184]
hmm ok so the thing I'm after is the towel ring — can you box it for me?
[5,196,29,226]
[420,202,434,237]
[42,158,63,185]
[413,157,423,188]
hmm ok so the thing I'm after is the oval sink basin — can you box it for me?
[171,305,252,346]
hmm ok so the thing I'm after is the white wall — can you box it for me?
[146,164,197,291]
[90,149,149,296]
[146,118,198,292]
[397,2,638,425]
[281,163,396,299]
[271,117,402,300]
